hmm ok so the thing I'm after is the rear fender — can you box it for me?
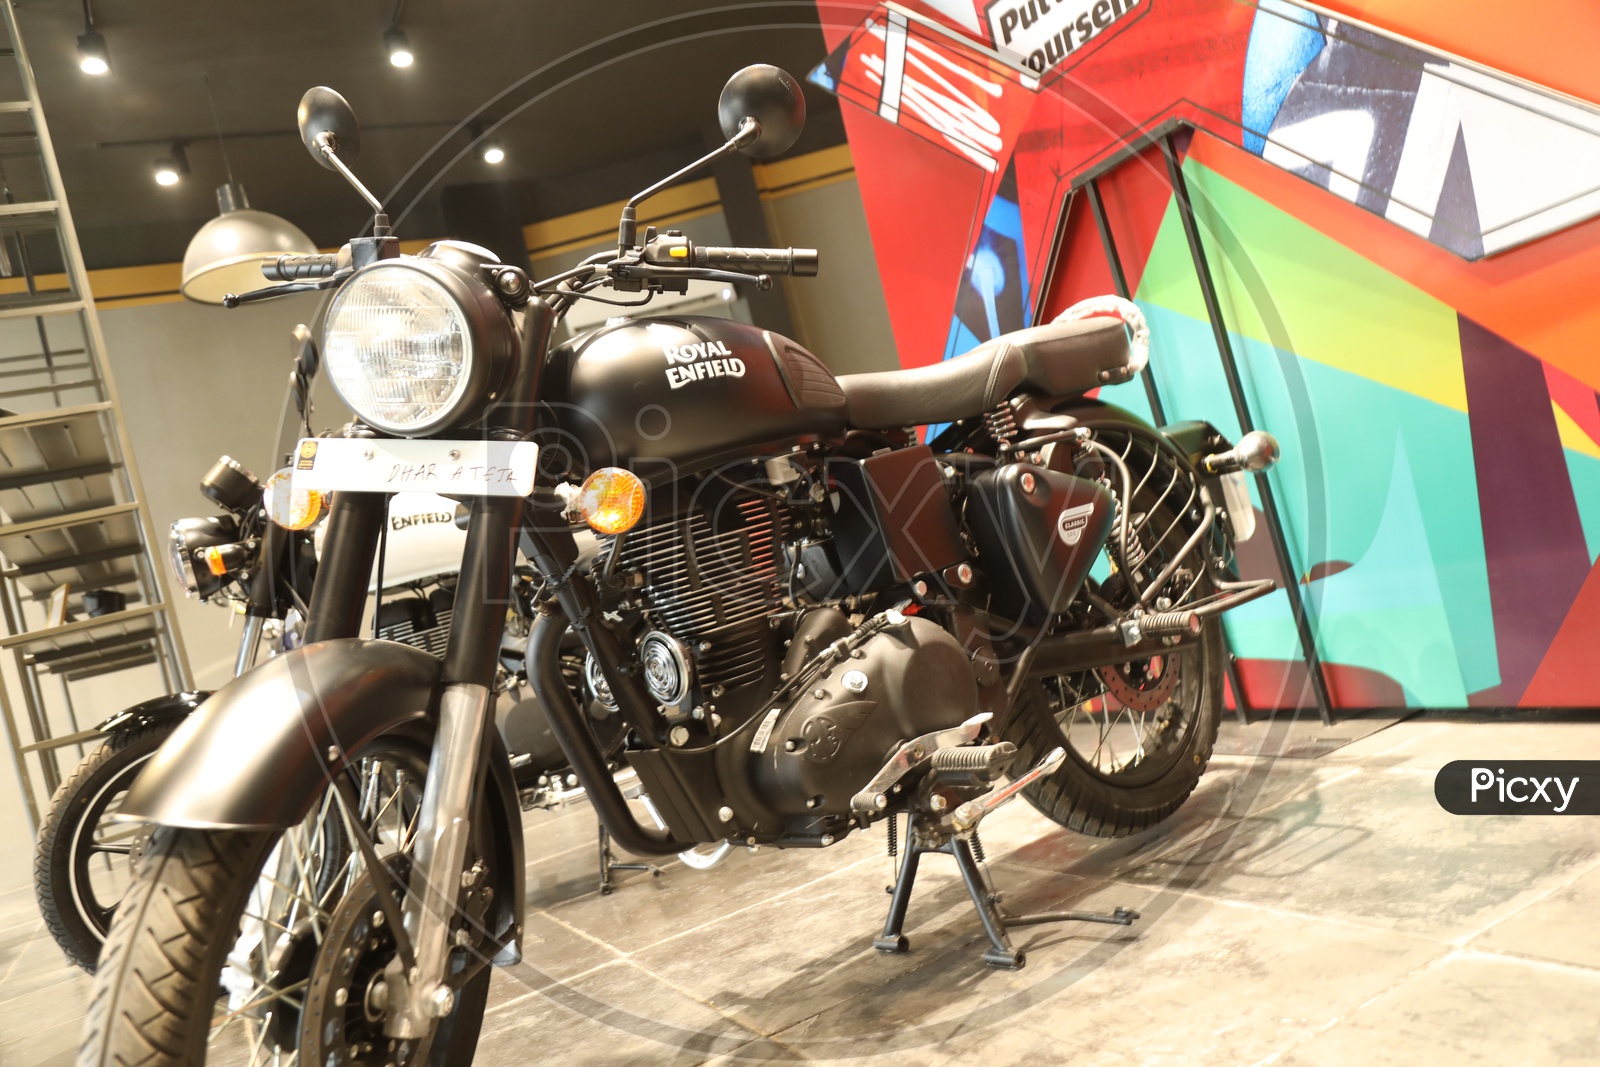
[118,638,526,963]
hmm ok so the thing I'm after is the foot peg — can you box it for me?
[951,746,1064,833]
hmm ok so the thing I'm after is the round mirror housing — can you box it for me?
[298,86,361,170]
[718,65,805,159]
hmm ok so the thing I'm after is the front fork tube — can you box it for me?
[387,493,522,1039]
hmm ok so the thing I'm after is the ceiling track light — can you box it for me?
[469,122,505,165]
[77,1,109,75]
[384,25,413,67]
[153,142,189,187]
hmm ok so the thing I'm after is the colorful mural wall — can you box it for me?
[811,0,1600,708]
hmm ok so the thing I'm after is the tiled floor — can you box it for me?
[4,711,1599,1066]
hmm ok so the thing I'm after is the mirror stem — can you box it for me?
[316,135,389,235]
[617,118,758,251]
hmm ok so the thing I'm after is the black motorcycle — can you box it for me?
[79,66,1279,1065]
[31,444,314,973]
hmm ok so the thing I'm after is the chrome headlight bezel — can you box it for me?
[320,255,516,438]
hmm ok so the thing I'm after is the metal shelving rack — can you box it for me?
[0,0,190,827]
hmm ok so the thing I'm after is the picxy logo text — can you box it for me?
[1434,760,1600,815]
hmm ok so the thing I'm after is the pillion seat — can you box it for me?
[837,317,1134,430]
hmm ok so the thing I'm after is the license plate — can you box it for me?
[290,438,539,497]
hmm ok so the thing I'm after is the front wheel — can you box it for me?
[35,722,174,972]
[1002,618,1224,837]
[78,732,495,1067]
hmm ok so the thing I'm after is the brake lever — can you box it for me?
[222,270,354,309]
[606,260,772,291]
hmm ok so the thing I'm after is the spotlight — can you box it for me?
[154,143,188,187]
[77,30,109,75]
[384,25,413,67]
[482,142,505,165]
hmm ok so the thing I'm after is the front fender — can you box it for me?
[121,639,440,830]
[97,690,211,735]
[120,637,527,962]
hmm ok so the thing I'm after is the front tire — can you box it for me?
[35,723,174,973]
[78,733,494,1067]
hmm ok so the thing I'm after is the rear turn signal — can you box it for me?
[263,467,330,531]
[577,467,645,535]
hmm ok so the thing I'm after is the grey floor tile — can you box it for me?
[1321,719,1600,768]
[705,891,1442,1066]
[1471,860,1600,970]
[1274,952,1600,1067]
[1102,767,1600,939]
[476,958,765,1066]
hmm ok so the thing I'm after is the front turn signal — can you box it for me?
[263,467,330,531]
[577,467,645,535]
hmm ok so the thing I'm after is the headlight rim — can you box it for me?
[321,256,516,438]
[168,514,241,600]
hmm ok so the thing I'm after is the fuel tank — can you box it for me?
[544,316,848,480]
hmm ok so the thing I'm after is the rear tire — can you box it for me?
[34,723,174,973]
[1004,618,1224,838]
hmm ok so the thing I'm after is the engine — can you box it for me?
[587,486,791,730]
[598,466,995,846]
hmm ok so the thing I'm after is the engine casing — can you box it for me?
[744,614,979,823]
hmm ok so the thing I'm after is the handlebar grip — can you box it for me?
[693,246,819,277]
[262,253,339,282]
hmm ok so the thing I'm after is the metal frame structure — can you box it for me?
[0,0,191,826]
[1037,127,1335,725]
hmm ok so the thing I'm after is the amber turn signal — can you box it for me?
[577,467,645,535]
[202,545,230,577]
[262,467,330,531]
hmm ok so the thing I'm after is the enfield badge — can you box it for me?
[1057,502,1096,546]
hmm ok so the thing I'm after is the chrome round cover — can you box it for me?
[639,631,693,706]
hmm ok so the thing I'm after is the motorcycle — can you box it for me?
[33,332,656,973]
[79,65,1279,1065]
[31,439,315,971]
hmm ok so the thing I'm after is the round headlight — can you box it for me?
[321,257,514,436]
[168,515,240,599]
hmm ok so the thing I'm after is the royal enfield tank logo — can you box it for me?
[662,339,747,390]
[1057,502,1097,546]
[986,0,1144,76]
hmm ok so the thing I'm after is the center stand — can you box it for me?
[873,813,1140,970]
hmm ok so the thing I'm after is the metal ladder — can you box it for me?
[0,0,190,828]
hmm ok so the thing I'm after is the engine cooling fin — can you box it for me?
[610,494,785,695]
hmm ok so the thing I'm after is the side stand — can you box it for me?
[873,821,1139,970]
[597,823,659,895]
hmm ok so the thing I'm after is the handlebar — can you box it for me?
[262,253,340,282]
[692,245,819,277]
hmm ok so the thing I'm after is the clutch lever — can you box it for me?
[223,269,354,308]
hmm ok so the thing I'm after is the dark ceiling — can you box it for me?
[14,1,843,270]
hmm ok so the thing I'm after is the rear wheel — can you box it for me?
[78,732,496,1066]
[1005,620,1223,837]
[1002,423,1226,837]
[34,722,173,972]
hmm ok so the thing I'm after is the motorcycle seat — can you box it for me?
[836,317,1133,430]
